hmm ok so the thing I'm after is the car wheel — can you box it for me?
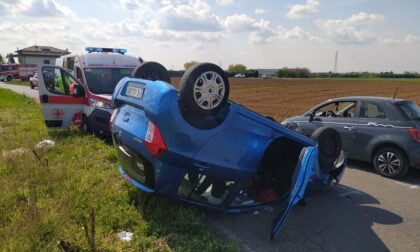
[311,127,342,172]
[373,147,409,178]
[180,63,229,116]
[132,61,171,84]
[6,75,12,82]
[30,82,34,89]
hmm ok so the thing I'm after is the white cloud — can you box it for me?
[255,8,266,15]
[216,0,234,6]
[316,12,385,44]
[286,0,319,19]
[281,26,319,42]
[191,42,205,50]
[381,38,400,45]
[4,0,77,18]
[223,14,270,33]
[404,34,420,44]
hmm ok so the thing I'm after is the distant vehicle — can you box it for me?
[0,63,37,81]
[110,62,346,239]
[234,73,246,78]
[36,47,141,136]
[283,96,420,178]
[29,73,38,89]
[0,75,4,81]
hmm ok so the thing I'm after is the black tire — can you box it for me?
[30,82,34,89]
[132,61,171,84]
[180,63,229,116]
[6,75,12,82]
[311,127,342,172]
[81,115,93,134]
[373,147,409,178]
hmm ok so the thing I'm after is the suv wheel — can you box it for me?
[373,147,409,178]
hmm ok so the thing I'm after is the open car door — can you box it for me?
[271,146,318,239]
[37,66,87,128]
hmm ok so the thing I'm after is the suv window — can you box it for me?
[314,101,357,118]
[396,101,420,121]
[360,102,386,118]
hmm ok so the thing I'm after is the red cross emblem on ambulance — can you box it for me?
[52,108,63,119]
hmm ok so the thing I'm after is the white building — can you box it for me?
[13,45,70,65]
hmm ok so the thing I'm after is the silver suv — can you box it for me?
[283,96,420,178]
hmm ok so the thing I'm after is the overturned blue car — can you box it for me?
[110,62,346,239]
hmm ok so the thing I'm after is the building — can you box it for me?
[12,45,70,65]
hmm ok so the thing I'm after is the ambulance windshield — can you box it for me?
[84,68,133,94]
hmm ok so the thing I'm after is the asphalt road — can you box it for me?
[207,161,420,252]
[0,82,40,102]
[2,83,419,251]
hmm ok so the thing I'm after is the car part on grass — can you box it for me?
[132,61,171,84]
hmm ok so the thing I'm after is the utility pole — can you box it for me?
[333,51,338,73]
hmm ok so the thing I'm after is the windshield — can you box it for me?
[396,101,420,120]
[84,68,133,94]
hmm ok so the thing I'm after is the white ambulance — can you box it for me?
[37,47,141,135]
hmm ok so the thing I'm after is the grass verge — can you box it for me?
[3,80,30,86]
[0,89,237,251]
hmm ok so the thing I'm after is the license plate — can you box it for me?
[126,85,144,99]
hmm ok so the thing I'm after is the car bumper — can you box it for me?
[87,108,111,136]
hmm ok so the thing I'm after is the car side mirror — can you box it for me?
[309,111,315,122]
[73,84,85,98]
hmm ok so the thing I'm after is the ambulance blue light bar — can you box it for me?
[85,47,127,55]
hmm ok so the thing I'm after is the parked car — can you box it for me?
[110,62,346,239]
[29,73,38,89]
[0,75,4,81]
[36,47,142,136]
[282,96,420,178]
[234,73,245,78]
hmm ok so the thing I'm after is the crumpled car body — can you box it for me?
[110,76,346,239]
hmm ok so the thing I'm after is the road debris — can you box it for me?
[118,231,133,241]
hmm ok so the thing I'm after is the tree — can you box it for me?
[184,61,198,70]
[6,53,15,63]
[228,64,247,73]
[0,54,4,64]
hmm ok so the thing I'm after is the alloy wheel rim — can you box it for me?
[193,71,225,110]
[377,152,401,175]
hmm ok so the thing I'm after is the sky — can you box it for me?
[0,0,419,72]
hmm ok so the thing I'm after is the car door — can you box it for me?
[37,65,87,128]
[310,100,359,154]
[271,146,318,239]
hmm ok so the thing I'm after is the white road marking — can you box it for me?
[395,181,420,189]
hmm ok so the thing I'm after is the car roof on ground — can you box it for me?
[327,96,407,103]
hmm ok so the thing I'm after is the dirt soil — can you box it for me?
[172,78,420,121]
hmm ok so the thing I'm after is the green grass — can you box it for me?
[0,89,237,252]
[3,80,30,86]
[312,77,420,82]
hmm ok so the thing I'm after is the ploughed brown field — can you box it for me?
[171,78,420,122]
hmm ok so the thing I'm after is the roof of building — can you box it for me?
[16,45,69,54]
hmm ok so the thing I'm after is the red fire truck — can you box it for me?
[0,63,37,81]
